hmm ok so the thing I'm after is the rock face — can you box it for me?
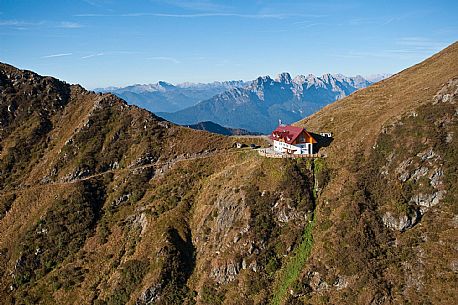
[136,283,163,305]
[376,80,455,237]
[433,77,458,105]
[210,260,242,284]
[382,210,421,232]
[159,73,378,133]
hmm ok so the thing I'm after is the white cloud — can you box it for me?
[333,37,449,61]
[81,52,104,59]
[82,0,113,8]
[75,12,311,19]
[154,0,229,12]
[42,53,73,58]
[59,21,83,28]
[147,56,180,64]
[0,19,83,29]
[0,20,44,27]
[334,48,440,60]
[396,37,446,50]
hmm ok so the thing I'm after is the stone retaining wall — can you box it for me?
[257,149,322,159]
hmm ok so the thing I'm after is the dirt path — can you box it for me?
[0,149,230,197]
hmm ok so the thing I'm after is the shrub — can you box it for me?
[201,281,225,305]
[13,180,105,289]
[105,259,150,305]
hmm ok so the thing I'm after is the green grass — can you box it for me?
[269,159,320,305]
[271,213,316,305]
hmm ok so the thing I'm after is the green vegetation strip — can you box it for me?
[271,213,316,305]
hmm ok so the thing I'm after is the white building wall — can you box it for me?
[273,140,313,155]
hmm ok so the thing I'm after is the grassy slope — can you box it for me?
[290,42,458,304]
[271,214,315,305]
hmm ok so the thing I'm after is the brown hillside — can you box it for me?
[293,42,458,304]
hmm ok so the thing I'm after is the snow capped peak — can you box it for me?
[157,81,175,89]
[259,75,273,82]
[292,74,320,87]
[333,74,348,82]
[293,75,306,84]
[275,72,292,84]
[321,73,335,81]
[114,82,176,93]
[306,74,319,83]
[176,80,247,89]
[250,75,273,88]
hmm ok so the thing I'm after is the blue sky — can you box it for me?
[0,0,457,88]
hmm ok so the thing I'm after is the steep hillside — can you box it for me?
[1,41,457,305]
[0,62,240,303]
[159,73,376,134]
[291,41,458,304]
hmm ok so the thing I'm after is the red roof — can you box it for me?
[269,125,316,144]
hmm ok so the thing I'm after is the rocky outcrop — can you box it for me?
[214,192,245,240]
[273,193,308,223]
[382,210,421,232]
[136,283,163,305]
[210,260,242,284]
[410,190,447,212]
[390,146,447,230]
[433,77,458,105]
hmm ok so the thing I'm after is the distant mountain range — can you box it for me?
[159,73,388,133]
[94,80,248,113]
[95,73,389,134]
[364,73,392,83]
